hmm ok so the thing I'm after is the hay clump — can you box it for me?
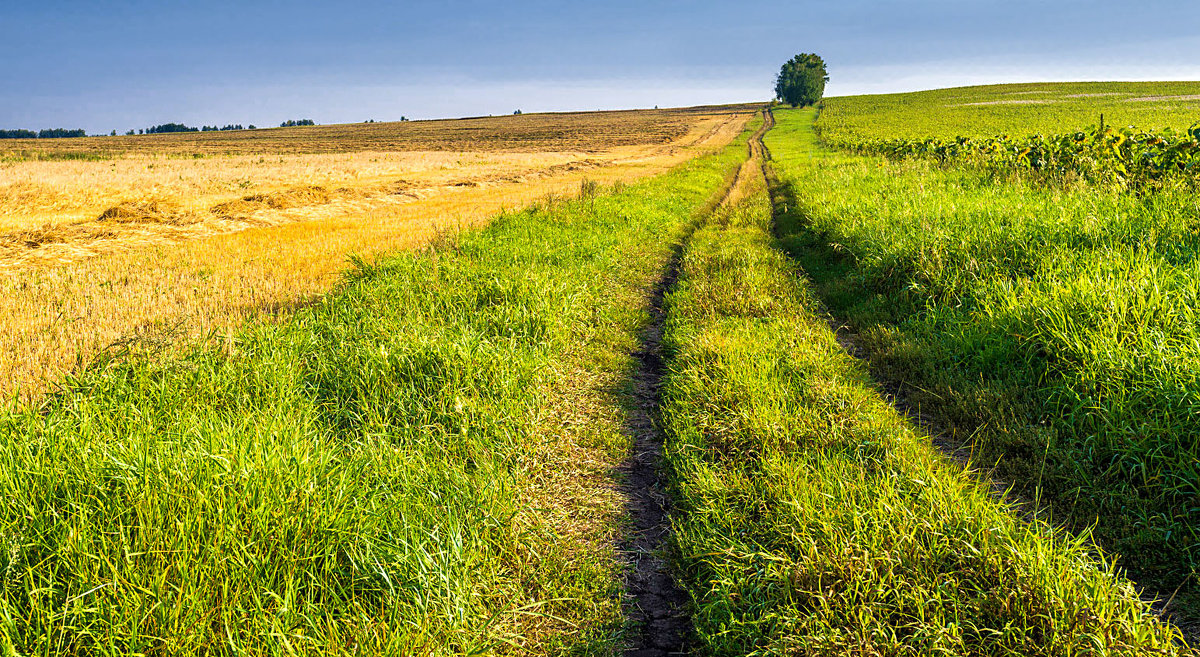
[97,199,187,225]
[211,185,333,218]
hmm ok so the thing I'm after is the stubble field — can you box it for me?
[0,105,754,399]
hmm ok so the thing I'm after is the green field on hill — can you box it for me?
[820,81,1200,140]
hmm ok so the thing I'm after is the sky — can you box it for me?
[4,0,1200,133]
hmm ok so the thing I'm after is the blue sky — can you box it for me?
[4,0,1199,133]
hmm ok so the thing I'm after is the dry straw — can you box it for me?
[0,107,754,399]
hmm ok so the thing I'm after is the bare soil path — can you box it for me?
[618,278,691,656]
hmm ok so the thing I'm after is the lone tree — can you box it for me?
[774,53,829,107]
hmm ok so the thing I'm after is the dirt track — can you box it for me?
[619,110,771,656]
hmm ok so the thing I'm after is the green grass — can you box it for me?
[768,106,1200,624]
[10,94,1198,654]
[819,81,1200,141]
[0,131,747,655]
[658,127,1189,655]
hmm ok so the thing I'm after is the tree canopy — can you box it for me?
[145,123,198,134]
[774,53,829,108]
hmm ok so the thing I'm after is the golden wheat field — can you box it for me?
[0,105,754,399]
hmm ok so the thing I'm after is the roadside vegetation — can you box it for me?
[771,101,1200,625]
[658,115,1190,654]
[0,130,747,654]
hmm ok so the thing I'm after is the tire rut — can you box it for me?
[618,109,771,656]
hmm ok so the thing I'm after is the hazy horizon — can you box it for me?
[5,0,1199,133]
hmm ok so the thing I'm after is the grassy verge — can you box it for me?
[659,127,1190,654]
[0,130,747,654]
[767,107,1200,619]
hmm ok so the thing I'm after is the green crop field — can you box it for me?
[818,83,1200,190]
[820,81,1200,141]
[3,87,1199,655]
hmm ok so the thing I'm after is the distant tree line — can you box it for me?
[2,118,324,139]
[144,123,198,134]
[0,128,87,139]
[143,123,259,134]
[38,128,88,138]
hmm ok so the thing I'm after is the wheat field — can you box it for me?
[0,106,754,399]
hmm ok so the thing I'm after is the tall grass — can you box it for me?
[659,132,1190,654]
[0,132,747,654]
[768,107,1200,619]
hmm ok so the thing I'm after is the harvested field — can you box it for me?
[0,105,756,159]
[0,105,752,399]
